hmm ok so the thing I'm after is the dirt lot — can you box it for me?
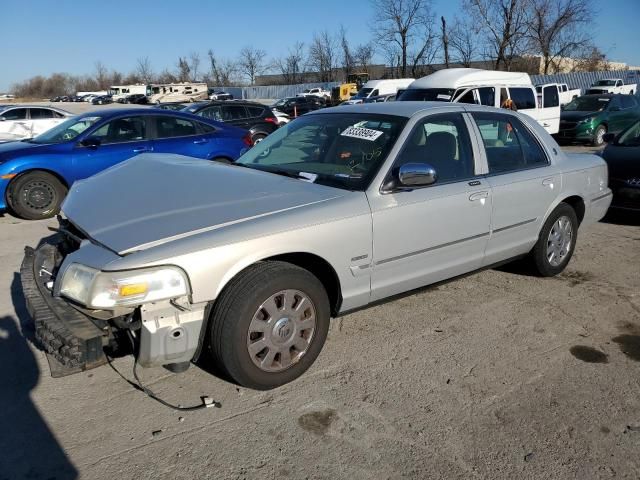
[1,149,639,480]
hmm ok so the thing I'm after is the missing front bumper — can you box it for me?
[20,243,109,377]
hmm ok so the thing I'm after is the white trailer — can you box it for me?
[148,83,208,103]
[108,85,151,102]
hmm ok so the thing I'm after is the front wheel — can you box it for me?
[530,203,578,276]
[7,171,67,220]
[593,124,607,146]
[252,133,267,145]
[208,261,330,390]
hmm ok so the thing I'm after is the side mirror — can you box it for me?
[398,163,437,187]
[80,137,101,148]
[602,133,615,143]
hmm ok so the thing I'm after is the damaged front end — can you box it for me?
[20,219,207,378]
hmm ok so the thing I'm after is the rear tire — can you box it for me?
[7,171,67,220]
[530,203,578,277]
[208,261,330,390]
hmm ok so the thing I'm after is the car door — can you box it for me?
[368,112,492,301]
[72,116,152,179]
[538,84,561,134]
[0,107,30,138]
[151,115,213,158]
[469,111,560,265]
[28,108,64,136]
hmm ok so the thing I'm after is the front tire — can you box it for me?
[593,124,607,146]
[7,171,67,220]
[208,261,330,390]
[252,133,267,145]
[530,203,578,276]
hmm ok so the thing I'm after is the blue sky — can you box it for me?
[2,0,638,91]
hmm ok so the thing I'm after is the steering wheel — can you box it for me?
[60,129,77,140]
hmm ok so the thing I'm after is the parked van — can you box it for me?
[398,68,561,134]
[344,78,415,104]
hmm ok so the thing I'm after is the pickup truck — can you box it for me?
[297,87,331,100]
[536,83,580,106]
[586,79,636,95]
[20,102,612,390]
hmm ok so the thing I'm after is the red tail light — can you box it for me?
[264,117,278,124]
[242,133,253,147]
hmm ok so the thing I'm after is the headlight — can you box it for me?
[577,117,594,125]
[60,264,189,308]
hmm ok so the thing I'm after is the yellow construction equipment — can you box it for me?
[331,73,370,105]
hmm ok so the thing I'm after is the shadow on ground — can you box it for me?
[0,274,77,479]
[601,210,640,227]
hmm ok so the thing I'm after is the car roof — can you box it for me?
[408,68,532,90]
[311,101,531,118]
[76,108,205,119]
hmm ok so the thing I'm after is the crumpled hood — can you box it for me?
[62,154,345,255]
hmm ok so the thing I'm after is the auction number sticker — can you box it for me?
[341,126,384,141]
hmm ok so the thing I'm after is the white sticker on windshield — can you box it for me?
[437,94,452,100]
[341,126,383,141]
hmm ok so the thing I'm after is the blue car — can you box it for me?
[0,108,252,219]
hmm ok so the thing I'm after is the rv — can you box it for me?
[344,79,414,104]
[398,68,561,134]
[108,85,151,103]
[148,83,208,104]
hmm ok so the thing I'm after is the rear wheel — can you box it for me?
[8,171,67,220]
[530,203,578,276]
[208,261,330,390]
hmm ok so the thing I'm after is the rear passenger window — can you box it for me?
[508,88,536,110]
[222,105,247,121]
[155,117,197,138]
[472,112,548,174]
[30,108,55,119]
[393,113,475,184]
[246,106,264,117]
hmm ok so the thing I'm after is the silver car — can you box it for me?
[21,102,612,390]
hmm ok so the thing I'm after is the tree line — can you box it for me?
[11,0,609,98]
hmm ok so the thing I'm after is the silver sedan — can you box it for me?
[21,102,612,390]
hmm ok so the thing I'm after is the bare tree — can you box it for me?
[464,0,529,70]
[135,57,154,83]
[370,0,435,77]
[188,52,201,82]
[308,30,338,82]
[157,68,178,83]
[273,42,306,84]
[353,43,375,72]
[238,46,267,85]
[526,0,593,74]
[339,25,356,78]
[177,57,191,82]
[441,17,450,68]
[94,61,109,89]
[448,17,480,67]
[572,46,611,72]
[207,50,238,86]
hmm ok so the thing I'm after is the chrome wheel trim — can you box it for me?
[596,127,606,145]
[246,289,316,373]
[546,215,573,267]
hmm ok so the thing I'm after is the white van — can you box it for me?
[345,78,414,104]
[398,68,560,134]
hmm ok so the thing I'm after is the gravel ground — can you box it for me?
[0,147,639,480]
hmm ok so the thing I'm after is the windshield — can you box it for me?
[30,116,102,144]
[616,120,640,146]
[397,88,455,102]
[236,113,407,191]
[595,80,617,86]
[563,96,610,112]
[354,88,374,99]
[273,98,292,107]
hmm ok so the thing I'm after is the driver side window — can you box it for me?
[392,113,475,185]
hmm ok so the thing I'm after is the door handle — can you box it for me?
[469,191,489,201]
[193,138,208,144]
[133,147,151,153]
[542,178,554,188]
